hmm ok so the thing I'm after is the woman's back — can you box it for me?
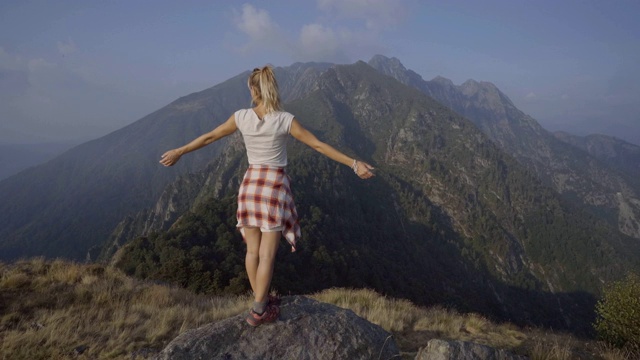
[235,108,294,167]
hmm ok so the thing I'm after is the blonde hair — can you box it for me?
[248,65,281,114]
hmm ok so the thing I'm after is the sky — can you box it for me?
[1,0,639,145]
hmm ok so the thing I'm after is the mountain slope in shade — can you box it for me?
[112,61,640,334]
[368,55,640,240]
[0,63,332,261]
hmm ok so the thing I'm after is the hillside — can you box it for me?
[1,259,626,360]
[368,55,640,240]
[111,62,640,334]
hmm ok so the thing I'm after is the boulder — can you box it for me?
[415,339,528,360]
[156,295,400,360]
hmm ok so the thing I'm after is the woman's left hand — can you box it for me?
[354,161,375,179]
[160,149,182,167]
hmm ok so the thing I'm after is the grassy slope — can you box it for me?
[0,259,631,360]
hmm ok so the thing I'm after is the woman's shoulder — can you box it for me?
[235,108,252,116]
[273,110,295,120]
[234,108,257,121]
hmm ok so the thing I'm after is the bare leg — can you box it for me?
[243,227,261,295]
[253,231,281,303]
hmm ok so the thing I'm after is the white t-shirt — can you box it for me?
[234,108,294,167]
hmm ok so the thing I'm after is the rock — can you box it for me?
[132,347,160,358]
[415,339,528,360]
[73,345,89,355]
[156,295,400,360]
[29,321,44,330]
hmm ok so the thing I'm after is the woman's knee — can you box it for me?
[246,248,259,260]
[243,227,261,255]
[258,232,280,260]
[258,249,276,263]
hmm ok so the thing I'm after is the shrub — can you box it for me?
[594,273,640,351]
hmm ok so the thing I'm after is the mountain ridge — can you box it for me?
[368,55,640,240]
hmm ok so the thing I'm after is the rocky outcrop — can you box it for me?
[415,339,528,360]
[156,296,400,360]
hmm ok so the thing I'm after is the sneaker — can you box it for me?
[246,304,280,327]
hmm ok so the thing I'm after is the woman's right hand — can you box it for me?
[160,149,182,167]
[354,160,375,179]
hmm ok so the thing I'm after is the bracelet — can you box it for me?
[352,159,358,174]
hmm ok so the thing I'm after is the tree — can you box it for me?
[594,273,640,351]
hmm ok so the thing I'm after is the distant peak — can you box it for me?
[461,79,503,96]
[368,54,407,71]
[431,76,454,87]
[462,79,479,86]
[462,79,499,90]
[369,54,390,62]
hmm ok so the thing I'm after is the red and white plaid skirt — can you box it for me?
[236,165,301,252]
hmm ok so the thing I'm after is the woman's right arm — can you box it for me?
[290,118,374,179]
[160,114,237,167]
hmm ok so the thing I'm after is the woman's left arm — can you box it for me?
[290,118,374,179]
[160,114,237,167]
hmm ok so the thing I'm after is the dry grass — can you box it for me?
[311,288,637,360]
[1,260,633,359]
[0,258,250,359]
[312,288,528,358]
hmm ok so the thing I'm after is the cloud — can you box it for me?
[317,0,407,30]
[233,4,285,52]
[57,38,77,56]
[525,92,536,100]
[298,23,349,62]
[27,58,55,73]
[231,3,399,63]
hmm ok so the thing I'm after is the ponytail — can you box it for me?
[248,65,282,114]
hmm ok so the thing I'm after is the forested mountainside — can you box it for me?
[111,62,640,334]
[368,55,640,240]
[0,63,332,261]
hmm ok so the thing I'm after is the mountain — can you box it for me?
[553,132,640,180]
[368,55,640,240]
[111,61,640,334]
[0,62,332,261]
[553,118,640,148]
[3,56,639,333]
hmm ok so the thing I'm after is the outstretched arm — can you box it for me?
[160,114,237,167]
[290,118,374,179]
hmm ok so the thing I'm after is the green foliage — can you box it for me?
[594,273,640,351]
[115,195,246,295]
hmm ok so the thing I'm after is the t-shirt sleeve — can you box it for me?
[284,111,295,134]
[234,109,244,128]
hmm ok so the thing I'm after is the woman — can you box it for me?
[160,65,375,326]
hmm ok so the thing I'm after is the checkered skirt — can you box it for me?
[236,165,301,252]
